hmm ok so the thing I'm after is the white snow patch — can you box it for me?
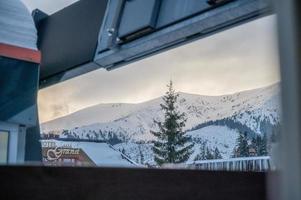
[187,125,239,160]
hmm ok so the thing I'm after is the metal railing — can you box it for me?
[187,156,272,171]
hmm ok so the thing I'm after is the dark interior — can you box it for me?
[0,166,268,200]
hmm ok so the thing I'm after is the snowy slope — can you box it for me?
[113,126,239,165]
[187,125,239,160]
[114,142,154,165]
[42,103,139,131]
[43,83,280,142]
[41,83,281,166]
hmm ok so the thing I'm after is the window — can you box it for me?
[38,15,280,171]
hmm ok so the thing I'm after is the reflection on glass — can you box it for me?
[0,131,9,164]
[39,16,281,171]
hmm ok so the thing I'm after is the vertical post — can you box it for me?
[25,119,42,162]
[275,0,301,199]
[24,61,42,162]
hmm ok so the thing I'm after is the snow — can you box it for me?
[42,103,139,132]
[187,125,239,160]
[44,140,135,167]
[41,83,281,166]
[114,142,154,165]
[42,83,280,142]
[112,125,239,165]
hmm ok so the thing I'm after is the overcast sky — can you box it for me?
[21,1,280,123]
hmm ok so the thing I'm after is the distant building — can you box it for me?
[41,140,137,167]
[248,147,257,157]
[42,144,96,167]
[233,145,258,158]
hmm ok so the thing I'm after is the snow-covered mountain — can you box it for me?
[41,83,281,165]
[42,83,280,140]
[42,103,140,132]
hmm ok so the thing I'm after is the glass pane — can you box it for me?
[0,131,9,164]
[38,15,281,171]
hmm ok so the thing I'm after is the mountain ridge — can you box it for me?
[41,83,281,165]
[42,82,280,126]
[42,83,280,140]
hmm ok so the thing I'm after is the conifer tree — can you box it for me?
[258,133,268,156]
[152,81,194,166]
[213,147,222,159]
[121,148,126,155]
[194,141,206,161]
[251,134,268,156]
[235,131,249,157]
[205,147,214,160]
[138,146,144,164]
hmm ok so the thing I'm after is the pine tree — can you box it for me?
[205,147,214,160]
[139,146,144,164]
[121,148,126,159]
[194,141,206,161]
[235,131,249,157]
[121,148,126,155]
[62,129,69,136]
[251,134,268,156]
[251,137,258,156]
[151,81,194,166]
[213,147,222,159]
[258,133,268,156]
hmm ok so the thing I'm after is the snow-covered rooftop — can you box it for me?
[0,0,37,50]
[44,140,136,167]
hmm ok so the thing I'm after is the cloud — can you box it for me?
[38,15,280,122]
[51,104,70,118]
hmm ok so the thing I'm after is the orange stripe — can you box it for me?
[0,43,41,64]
